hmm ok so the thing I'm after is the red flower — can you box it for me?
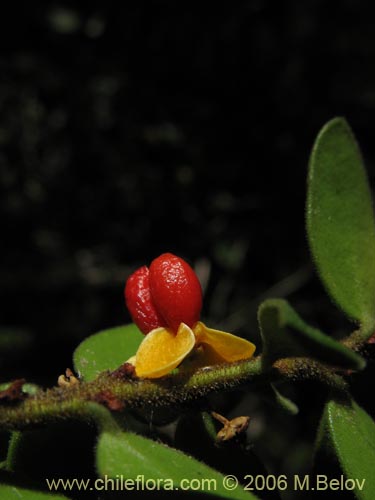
[124,253,255,378]
[125,253,202,333]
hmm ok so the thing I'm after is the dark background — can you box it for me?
[1,0,375,486]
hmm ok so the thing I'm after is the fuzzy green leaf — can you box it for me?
[314,397,375,500]
[6,422,97,478]
[97,428,258,499]
[307,117,375,331]
[258,298,365,370]
[0,486,70,499]
[0,475,71,500]
[73,324,144,381]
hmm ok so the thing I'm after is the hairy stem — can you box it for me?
[0,354,350,431]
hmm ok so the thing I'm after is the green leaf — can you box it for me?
[258,298,365,370]
[175,412,273,496]
[314,396,375,500]
[97,432,258,499]
[307,117,375,331]
[95,406,258,500]
[0,383,40,396]
[0,486,70,499]
[73,323,144,381]
[5,422,97,478]
[0,473,71,500]
[0,484,70,499]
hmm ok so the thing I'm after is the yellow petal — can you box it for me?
[181,344,228,371]
[135,323,195,378]
[126,355,136,365]
[193,321,256,362]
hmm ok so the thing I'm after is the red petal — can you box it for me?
[149,253,202,331]
[124,265,166,334]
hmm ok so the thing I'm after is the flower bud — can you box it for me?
[124,265,165,334]
[124,254,202,334]
[149,253,202,332]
